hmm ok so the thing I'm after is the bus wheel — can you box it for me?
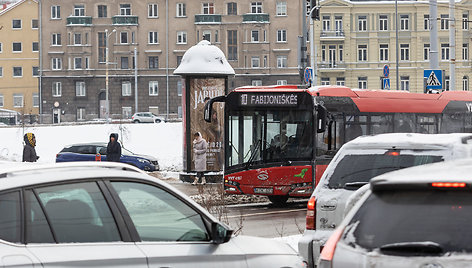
[268,195,289,206]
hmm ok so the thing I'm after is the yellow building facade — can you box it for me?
[314,0,472,93]
[0,0,39,116]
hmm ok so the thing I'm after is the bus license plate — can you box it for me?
[254,187,273,194]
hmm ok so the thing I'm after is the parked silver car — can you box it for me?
[299,133,472,267]
[0,162,303,267]
[132,112,164,123]
[319,158,472,267]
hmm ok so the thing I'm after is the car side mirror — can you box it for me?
[204,96,226,123]
[316,104,328,133]
[211,222,233,244]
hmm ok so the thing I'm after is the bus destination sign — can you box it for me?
[240,93,298,107]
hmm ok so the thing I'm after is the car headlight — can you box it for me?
[138,158,151,164]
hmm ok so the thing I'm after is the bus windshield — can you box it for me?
[227,109,313,169]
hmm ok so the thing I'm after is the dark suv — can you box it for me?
[56,143,159,171]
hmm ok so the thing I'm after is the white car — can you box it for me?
[319,159,472,267]
[0,162,303,267]
[299,133,472,267]
[132,112,164,123]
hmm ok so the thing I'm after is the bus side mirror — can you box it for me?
[204,96,226,123]
[317,105,327,133]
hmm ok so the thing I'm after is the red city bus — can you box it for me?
[205,85,472,205]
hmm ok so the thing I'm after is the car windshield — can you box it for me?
[346,190,472,253]
[327,152,444,189]
[122,147,134,156]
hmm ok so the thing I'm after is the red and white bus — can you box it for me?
[205,85,472,205]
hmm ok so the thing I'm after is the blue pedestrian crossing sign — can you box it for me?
[383,78,390,90]
[304,67,313,84]
[424,70,443,90]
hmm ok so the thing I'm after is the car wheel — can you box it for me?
[268,195,289,206]
[133,120,140,123]
[155,119,161,123]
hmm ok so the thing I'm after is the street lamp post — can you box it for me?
[105,29,116,123]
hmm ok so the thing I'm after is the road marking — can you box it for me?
[227,208,306,219]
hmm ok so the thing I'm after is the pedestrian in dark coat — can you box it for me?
[23,133,39,162]
[106,133,122,162]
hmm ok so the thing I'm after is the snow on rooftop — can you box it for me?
[174,40,235,76]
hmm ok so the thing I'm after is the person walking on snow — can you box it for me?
[107,133,121,162]
[193,132,208,185]
[23,133,39,162]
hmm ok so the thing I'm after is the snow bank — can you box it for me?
[0,123,183,171]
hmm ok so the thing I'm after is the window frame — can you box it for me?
[122,81,132,96]
[358,15,367,31]
[250,2,263,14]
[277,29,287,42]
[13,94,24,107]
[13,66,22,77]
[12,42,22,53]
[51,5,61,19]
[400,14,409,31]
[177,31,187,44]
[379,15,388,31]
[276,1,287,16]
[148,3,158,18]
[149,81,159,96]
[276,55,287,68]
[75,81,86,96]
[52,82,62,97]
[176,3,186,17]
[148,31,159,44]
[98,5,107,18]
[12,19,21,29]
[120,4,132,16]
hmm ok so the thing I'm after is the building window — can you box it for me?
[32,42,39,52]
[13,67,22,77]
[203,30,211,42]
[51,5,61,19]
[251,2,263,13]
[52,33,61,46]
[0,43,2,52]
[379,44,389,61]
[424,14,429,30]
[74,57,82,69]
[252,80,262,86]
[31,19,38,29]
[424,43,430,60]
[77,108,86,120]
[251,30,259,42]
[440,14,449,30]
[13,94,23,107]
[120,4,131,15]
[12,42,22,53]
[33,93,39,107]
[400,76,409,91]
[463,43,469,60]
[149,56,159,69]
[52,82,62,97]
[251,57,260,68]
[148,4,158,18]
[52,58,62,70]
[277,30,287,42]
[12,19,21,29]
[0,67,2,77]
[32,66,39,76]
[75,81,86,96]
[277,56,287,68]
[177,80,183,96]
[335,16,343,33]
[358,77,367,89]
[202,3,215,14]
[85,57,90,69]
[276,2,287,16]
[463,76,469,91]
[322,16,330,32]
[358,44,367,61]
[121,57,129,69]
[379,15,388,31]
[321,77,330,86]
[176,56,183,66]
[321,45,326,62]
[98,5,107,18]
[400,44,409,61]
[463,14,469,30]
[400,14,409,30]
[74,5,85,16]
[336,77,345,86]
[0,95,3,107]
[98,32,106,63]
[148,32,159,44]
[177,31,187,44]
[121,107,132,119]
[228,30,237,61]
[122,81,132,96]
[441,44,450,60]
[445,76,450,91]
[227,2,237,15]
[176,3,186,17]
[277,80,287,85]
[339,44,344,62]
[74,33,81,45]
[358,15,367,31]
[149,81,159,96]
[121,32,128,44]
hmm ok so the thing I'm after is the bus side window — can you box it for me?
[440,114,465,133]
[345,115,364,142]
[417,115,437,134]
[371,115,393,134]
[394,114,414,133]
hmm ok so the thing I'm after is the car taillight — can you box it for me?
[431,182,466,188]
[318,228,344,268]
[306,196,316,230]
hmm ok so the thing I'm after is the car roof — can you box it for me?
[370,158,472,191]
[63,142,107,147]
[344,133,472,150]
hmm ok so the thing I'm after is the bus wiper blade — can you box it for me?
[380,241,443,256]
[245,139,262,169]
[344,182,368,189]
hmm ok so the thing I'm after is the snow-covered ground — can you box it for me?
[0,123,182,171]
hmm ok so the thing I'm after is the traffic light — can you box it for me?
[309,0,320,20]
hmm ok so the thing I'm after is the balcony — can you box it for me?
[112,16,138,25]
[319,62,346,72]
[195,14,222,24]
[320,30,345,41]
[67,16,92,26]
[243,13,269,23]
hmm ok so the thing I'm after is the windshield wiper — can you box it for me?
[245,139,262,169]
[344,182,368,190]
[380,241,443,256]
